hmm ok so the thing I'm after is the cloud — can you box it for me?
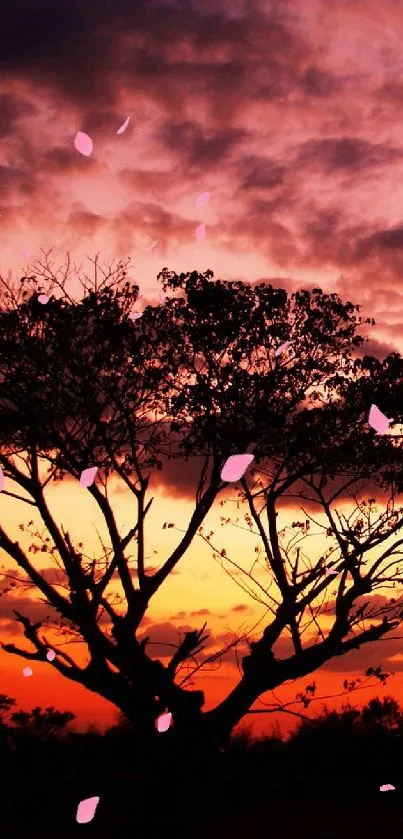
[298,66,346,99]
[2,0,403,530]
[0,594,59,634]
[67,209,105,237]
[271,627,403,676]
[294,138,403,177]
[238,155,286,192]
[157,121,248,170]
[138,620,215,658]
[321,635,403,673]
[0,92,37,139]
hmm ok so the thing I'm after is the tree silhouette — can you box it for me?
[9,706,75,739]
[1,253,403,748]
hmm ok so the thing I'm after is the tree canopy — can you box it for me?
[0,255,403,746]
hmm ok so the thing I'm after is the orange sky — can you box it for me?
[1,0,403,736]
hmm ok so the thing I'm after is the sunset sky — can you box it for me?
[2,0,403,737]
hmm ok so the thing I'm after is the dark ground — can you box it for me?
[2,707,403,838]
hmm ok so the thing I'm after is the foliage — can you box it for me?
[0,253,403,745]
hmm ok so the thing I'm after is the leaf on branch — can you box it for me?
[79,467,98,488]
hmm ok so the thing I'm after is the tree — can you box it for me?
[9,706,75,739]
[1,252,403,750]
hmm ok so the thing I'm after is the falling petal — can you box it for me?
[368,404,390,435]
[74,132,93,157]
[275,341,291,357]
[0,468,4,492]
[129,312,142,321]
[22,667,33,677]
[158,292,166,304]
[196,191,210,206]
[38,294,49,304]
[76,796,100,824]
[117,116,130,135]
[144,240,157,251]
[21,249,30,259]
[195,223,206,241]
[46,649,56,661]
[156,712,172,733]
[79,466,98,488]
[221,454,255,483]
[325,567,339,576]
[380,784,395,791]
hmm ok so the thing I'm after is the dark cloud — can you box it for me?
[0,594,58,634]
[355,226,403,261]
[0,0,305,115]
[298,67,346,99]
[324,594,398,619]
[42,146,99,176]
[157,122,248,170]
[358,336,398,360]
[138,620,214,658]
[238,155,286,191]
[273,628,403,674]
[110,201,198,254]
[321,634,403,673]
[0,93,37,139]
[294,138,403,177]
[67,209,105,237]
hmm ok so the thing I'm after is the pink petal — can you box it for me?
[195,223,206,241]
[158,292,166,304]
[144,240,157,251]
[156,712,172,733]
[46,649,56,661]
[275,341,291,357]
[74,132,93,157]
[38,294,49,304]
[196,192,210,206]
[0,468,4,492]
[21,249,30,259]
[325,567,339,576]
[79,466,98,488]
[129,312,142,321]
[380,784,395,791]
[117,116,130,135]
[220,454,255,483]
[76,796,100,824]
[22,667,33,677]
[368,404,390,434]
